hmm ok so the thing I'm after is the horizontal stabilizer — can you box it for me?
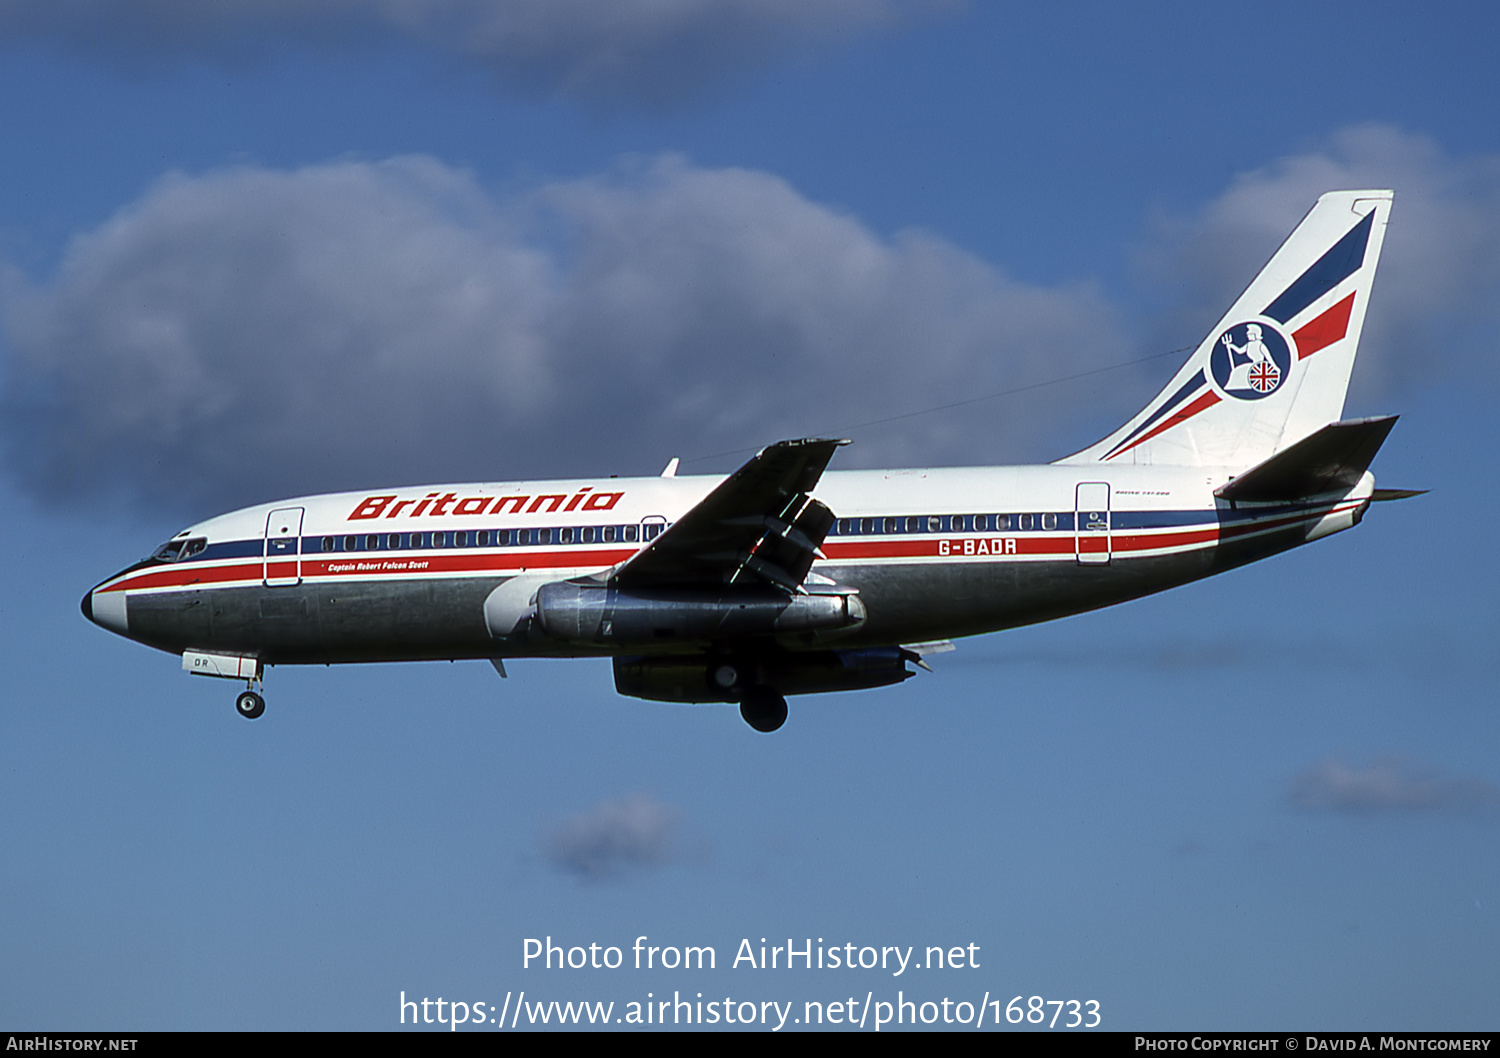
[1370,488,1427,502]
[1215,416,1397,503]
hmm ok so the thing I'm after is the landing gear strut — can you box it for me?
[739,687,788,733]
[235,665,266,720]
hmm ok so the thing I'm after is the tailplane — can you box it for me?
[1061,190,1392,469]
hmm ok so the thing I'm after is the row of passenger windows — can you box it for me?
[317,522,664,553]
[319,513,1066,553]
[158,511,1073,565]
[830,513,1063,535]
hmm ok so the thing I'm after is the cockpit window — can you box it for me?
[150,536,207,563]
[151,539,185,562]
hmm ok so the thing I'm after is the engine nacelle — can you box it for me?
[613,647,916,703]
[535,581,865,647]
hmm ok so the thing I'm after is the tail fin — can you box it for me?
[1060,190,1392,469]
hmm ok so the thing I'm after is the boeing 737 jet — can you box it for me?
[83,190,1413,731]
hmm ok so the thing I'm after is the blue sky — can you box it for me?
[2,0,1498,1031]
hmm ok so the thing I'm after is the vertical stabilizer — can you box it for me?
[1060,190,1392,469]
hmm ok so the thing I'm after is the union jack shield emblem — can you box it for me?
[1248,362,1281,392]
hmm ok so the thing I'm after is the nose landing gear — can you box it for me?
[235,688,266,720]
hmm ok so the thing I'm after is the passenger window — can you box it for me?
[559,527,573,544]
[625,525,639,542]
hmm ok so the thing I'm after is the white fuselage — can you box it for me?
[84,461,1371,665]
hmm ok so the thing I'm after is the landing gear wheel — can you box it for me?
[235,690,265,720]
[739,688,787,733]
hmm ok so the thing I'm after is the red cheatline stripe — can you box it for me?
[104,503,1364,593]
[101,561,263,592]
[100,548,640,593]
[1113,527,1218,552]
[1104,390,1222,461]
[1292,292,1356,359]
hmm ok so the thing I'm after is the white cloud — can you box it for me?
[4,127,1496,516]
[0,153,1125,513]
[1290,757,1500,815]
[542,793,684,879]
[0,0,926,104]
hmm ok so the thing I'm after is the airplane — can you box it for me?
[82,190,1416,732]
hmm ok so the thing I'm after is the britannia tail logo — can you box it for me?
[1210,320,1294,400]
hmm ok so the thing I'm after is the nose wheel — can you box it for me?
[235,689,265,719]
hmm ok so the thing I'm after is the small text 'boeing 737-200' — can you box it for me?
[83,191,1418,731]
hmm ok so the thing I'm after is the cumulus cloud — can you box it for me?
[4,127,1496,516]
[542,793,684,879]
[0,0,926,105]
[0,153,1126,514]
[1290,757,1500,815]
[1138,125,1500,405]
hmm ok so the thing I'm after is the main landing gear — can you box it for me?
[709,661,788,733]
[739,687,788,733]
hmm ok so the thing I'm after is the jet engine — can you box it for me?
[534,581,865,647]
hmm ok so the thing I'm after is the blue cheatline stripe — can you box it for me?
[1262,211,1373,324]
[1107,369,1208,453]
[180,503,1345,568]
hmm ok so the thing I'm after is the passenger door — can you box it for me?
[264,507,305,586]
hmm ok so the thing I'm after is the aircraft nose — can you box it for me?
[82,585,129,635]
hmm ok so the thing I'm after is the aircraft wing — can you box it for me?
[613,438,846,592]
